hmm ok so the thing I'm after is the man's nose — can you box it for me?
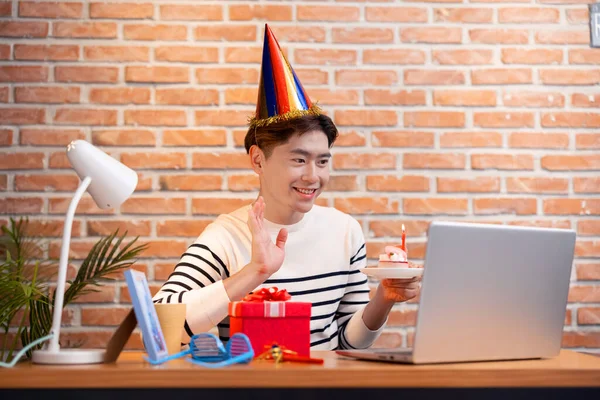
[302,164,318,182]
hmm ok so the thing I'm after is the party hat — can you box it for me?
[249,24,321,128]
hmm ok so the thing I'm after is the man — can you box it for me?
[153,24,420,350]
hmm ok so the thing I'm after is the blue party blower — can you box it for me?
[144,332,254,368]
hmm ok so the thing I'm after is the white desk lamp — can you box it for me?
[32,140,138,364]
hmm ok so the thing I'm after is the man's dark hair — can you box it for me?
[244,114,338,158]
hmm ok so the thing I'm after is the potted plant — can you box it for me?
[0,217,147,363]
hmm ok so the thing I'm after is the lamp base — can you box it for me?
[32,348,106,364]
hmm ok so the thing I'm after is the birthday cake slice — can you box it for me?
[378,245,408,269]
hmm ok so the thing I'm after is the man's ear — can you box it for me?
[249,145,263,174]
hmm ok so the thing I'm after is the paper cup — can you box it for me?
[154,303,187,355]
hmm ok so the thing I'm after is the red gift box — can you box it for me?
[228,287,311,357]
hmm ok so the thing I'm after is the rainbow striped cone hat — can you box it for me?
[248,24,322,129]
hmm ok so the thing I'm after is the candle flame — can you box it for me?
[402,224,405,231]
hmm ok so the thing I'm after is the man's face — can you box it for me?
[258,129,331,223]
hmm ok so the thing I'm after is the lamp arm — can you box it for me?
[46,176,92,353]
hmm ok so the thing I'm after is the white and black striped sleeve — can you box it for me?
[337,218,385,349]
[152,224,232,344]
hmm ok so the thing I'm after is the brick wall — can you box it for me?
[1,0,599,352]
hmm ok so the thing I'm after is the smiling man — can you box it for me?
[152,24,420,350]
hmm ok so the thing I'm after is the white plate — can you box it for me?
[360,267,424,279]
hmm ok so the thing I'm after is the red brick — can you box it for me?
[434,90,496,106]
[0,152,44,169]
[124,109,187,127]
[15,86,80,104]
[156,88,218,106]
[574,177,600,193]
[404,198,468,215]
[324,175,358,192]
[503,91,564,107]
[474,198,537,215]
[566,9,589,24]
[0,21,48,37]
[373,332,403,349]
[336,70,397,86]
[401,27,462,43]
[572,94,600,108]
[193,152,249,170]
[156,220,211,237]
[192,198,252,215]
[266,26,325,43]
[81,307,130,326]
[160,175,222,192]
[15,174,79,192]
[160,4,221,20]
[0,86,5,102]
[440,131,502,148]
[0,45,8,60]
[575,241,600,258]
[126,66,189,83]
[498,7,559,23]
[469,29,529,44]
[578,307,600,325]
[0,129,13,146]
[121,152,186,170]
[14,44,78,61]
[0,2,11,16]
[295,49,357,65]
[435,7,492,23]
[541,155,600,171]
[155,46,218,63]
[19,1,82,18]
[49,152,70,169]
[509,133,569,149]
[195,110,250,127]
[372,131,434,148]
[366,175,430,192]
[365,90,426,106]
[90,2,153,19]
[0,66,48,82]
[541,112,600,128]
[576,263,600,280]
[304,89,361,106]
[472,154,534,170]
[334,197,399,215]
[84,46,149,62]
[196,68,259,84]
[226,174,258,192]
[335,110,397,127]
[20,128,84,146]
[545,199,600,215]
[335,131,367,147]
[332,28,394,44]
[576,133,600,149]
[87,220,151,236]
[89,87,150,105]
[570,49,600,64]
[195,25,256,41]
[366,7,428,22]
[0,109,45,124]
[363,49,426,65]
[70,285,116,302]
[0,174,6,190]
[540,70,600,85]
[55,66,117,83]
[124,24,186,41]
[405,111,465,128]
[433,49,493,65]
[224,46,262,63]
[403,153,466,169]
[578,219,600,235]
[404,69,464,85]
[437,177,500,193]
[472,68,532,84]
[0,197,43,214]
[297,5,358,21]
[54,108,117,126]
[163,129,226,147]
[502,48,563,64]
[121,197,186,215]
[536,30,589,44]
[333,153,396,170]
[506,177,569,194]
[474,112,534,128]
[53,22,116,38]
[92,129,155,146]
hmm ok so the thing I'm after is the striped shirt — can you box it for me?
[152,204,384,350]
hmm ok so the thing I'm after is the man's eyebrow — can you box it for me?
[289,148,332,158]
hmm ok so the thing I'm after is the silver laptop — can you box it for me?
[337,221,576,364]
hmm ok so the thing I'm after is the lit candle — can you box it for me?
[401,224,406,252]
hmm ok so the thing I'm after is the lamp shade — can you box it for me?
[66,140,137,209]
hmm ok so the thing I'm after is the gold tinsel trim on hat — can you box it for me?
[248,104,323,129]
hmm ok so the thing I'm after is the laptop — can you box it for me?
[337,221,576,364]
